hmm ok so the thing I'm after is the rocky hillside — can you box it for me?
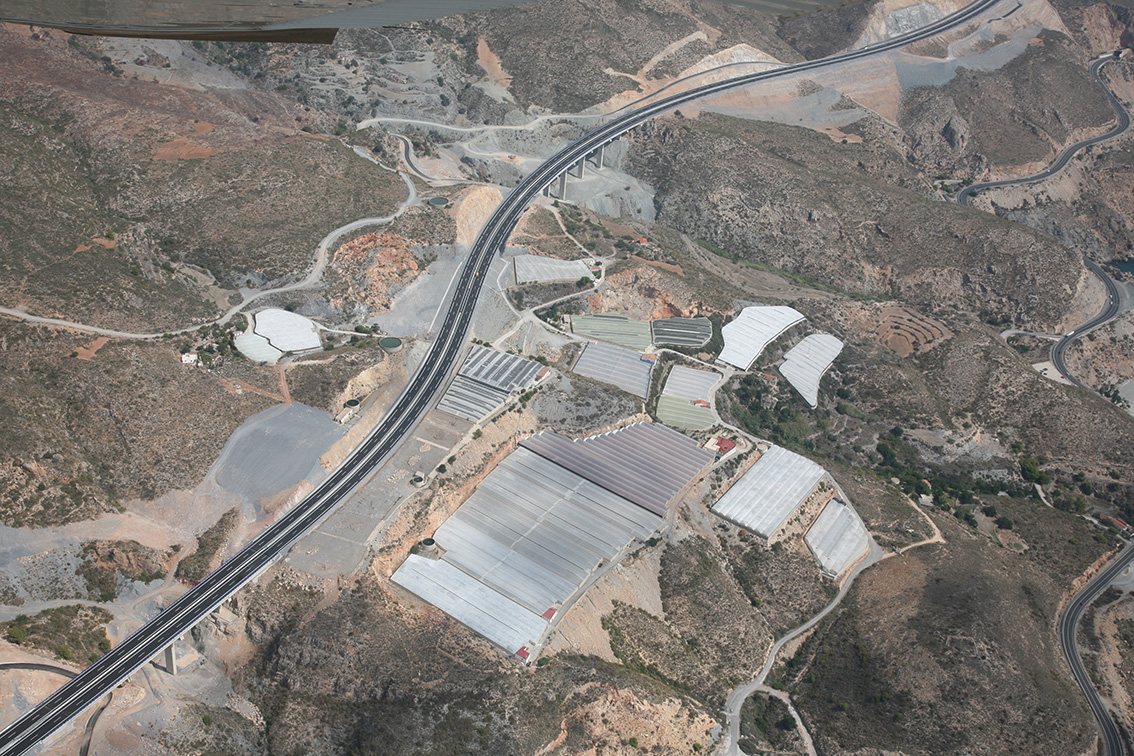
[440,0,802,112]
[900,29,1116,177]
[780,505,1109,756]
[0,25,406,328]
[627,113,1083,330]
[0,320,276,526]
[224,574,717,756]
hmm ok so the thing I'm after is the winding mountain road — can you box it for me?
[957,54,1130,206]
[953,51,1132,755]
[958,52,1129,390]
[1059,543,1134,756]
[0,1,1011,752]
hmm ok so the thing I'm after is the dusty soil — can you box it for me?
[629,113,1084,331]
[328,232,421,314]
[0,320,279,527]
[1080,588,1134,736]
[213,569,719,756]
[1065,309,1134,393]
[840,302,954,358]
[0,25,406,329]
[783,508,1108,756]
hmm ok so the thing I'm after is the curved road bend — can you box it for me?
[0,1,1006,752]
[0,171,418,341]
[0,663,106,756]
[1060,542,1134,756]
[724,539,885,755]
[958,53,1129,389]
[951,52,1132,754]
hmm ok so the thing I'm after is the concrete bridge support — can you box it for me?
[557,171,567,199]
[163,643,178,676]
[574,158,586,179]
[589,142,605,169]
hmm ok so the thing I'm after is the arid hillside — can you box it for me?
[628,113,1084,330]
[782,505,1109,756]
[0,25,406,329]
[902,29,1116,175]
[3,1,1134,755]
[0,320,277,527]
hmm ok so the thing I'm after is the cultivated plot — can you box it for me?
[571,314,653,351]
[718,306,805,370]
[253,308,322,352]
[779,333,844,408]
[804,498,870,578]
[436,345,543,421]
[513,254,593,284]
[393,423,711,660]
[571,341,653,398]
[651,317,713,348]
[712,445,826,539]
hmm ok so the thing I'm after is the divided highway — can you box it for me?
[959,53,1130,390]
[0,0,1004,751]
[1059,542,1134,756]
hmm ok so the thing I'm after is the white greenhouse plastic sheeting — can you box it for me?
[779,334,844,407]
[459,345,543,392]
[712,445,826,538]
[435,447,660,612]
[253,308,322,352]
[436,346,542,421]
[663,365,719,403]
[805,499,870,577]
[513,255,592,284]
[392,445,665,658]
[571,341,652,397]
[436,375,510,421]
[521,423,714,516]
[234,331,283,363]
[655,395,716,431]
[392,555,549,655]
[718,305,804,370]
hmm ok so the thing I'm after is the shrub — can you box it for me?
[1019,457,1050,485]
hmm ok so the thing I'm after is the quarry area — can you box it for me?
[2,0,1134,753]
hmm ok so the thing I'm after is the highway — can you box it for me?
[0,1,1004,752]
[958,53,1129,390]
[1059,542,1134,756]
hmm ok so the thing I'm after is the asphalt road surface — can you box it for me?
[957,54,1130,206]
[958,53,1129,390]
[1059,542,1134,756]
[0,1,1004,752]
[1052,255,1123,390]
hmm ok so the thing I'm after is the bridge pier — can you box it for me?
[163,643,178,676]
[574,157,585,179]
[557,171,567,199]
[589,142,605,169]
